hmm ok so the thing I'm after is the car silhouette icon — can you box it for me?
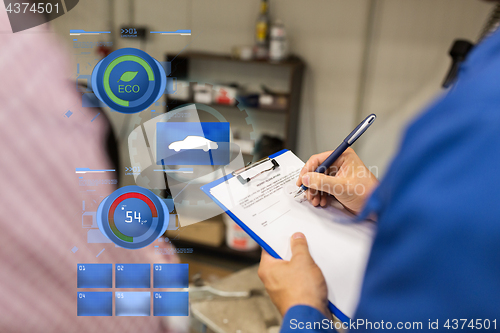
[168,136,219,152]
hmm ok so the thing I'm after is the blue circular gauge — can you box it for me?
[97,186,169,249]
[91,48,166,114]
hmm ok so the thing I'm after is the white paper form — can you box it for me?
[208,150,375,319]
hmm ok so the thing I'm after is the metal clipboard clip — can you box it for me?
[232,157,280,184]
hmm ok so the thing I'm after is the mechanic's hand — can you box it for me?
[296,148,379,214]
[258,233,330,318]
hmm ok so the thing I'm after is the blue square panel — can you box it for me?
[77,292,112,316]
[77,264,112,288]
[153,292,189,316]
[156,122,230,165]
[115,292,151,316]
[115,264,150,288]
[153,263,189,288]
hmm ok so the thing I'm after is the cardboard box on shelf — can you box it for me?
[165,215,225,247]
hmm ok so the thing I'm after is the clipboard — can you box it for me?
[202,149,289,260]
[201,149,374,322]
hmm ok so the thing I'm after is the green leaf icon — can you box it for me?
[118,71,138,83]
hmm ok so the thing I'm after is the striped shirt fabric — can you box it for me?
[0,9,183,333]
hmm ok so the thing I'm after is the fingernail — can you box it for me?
[292,232,305,239]
[302,175,309,186]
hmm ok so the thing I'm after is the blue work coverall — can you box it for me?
[281,29,500,332]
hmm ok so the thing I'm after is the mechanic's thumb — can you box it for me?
[302,172,345,196]
[290,232,313,262]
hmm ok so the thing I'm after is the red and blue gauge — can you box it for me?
[97,186,169,249]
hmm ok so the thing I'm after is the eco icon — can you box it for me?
[91,48,166,114]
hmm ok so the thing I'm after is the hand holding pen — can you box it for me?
[295,114,379,214]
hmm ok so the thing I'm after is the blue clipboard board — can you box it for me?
[200,149,350,323]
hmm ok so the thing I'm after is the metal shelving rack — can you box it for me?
[165,51,305,151]
[163,51,305,262]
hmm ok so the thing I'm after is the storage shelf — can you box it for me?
[164,51,305,263]
[165,51,305,151]
[173,51,304,68]
[168,99,289,114]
